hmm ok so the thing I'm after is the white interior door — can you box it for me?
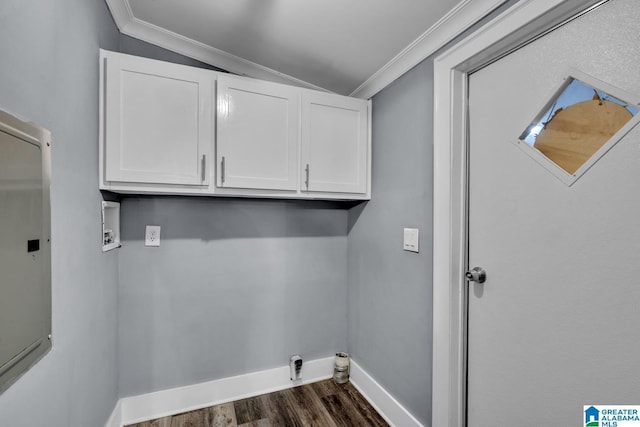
[467,0,640,424]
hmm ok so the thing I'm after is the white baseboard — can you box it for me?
[105,357,334,427]
[350,359,425,427]
[105,356,423,427]
[104,399,122,427]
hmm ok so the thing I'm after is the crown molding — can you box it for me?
[104,0,330,92]
[349,0,508,99]
[105,0,507,99]
[105,0,134,31]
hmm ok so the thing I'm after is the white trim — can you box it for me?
[106,0,509,99]
[104,400,122,427]
[103,357,423,427]
[105,357,334,427]
[104,0,134,30]
[431,1,608,427]
[105,0,329,92]
[349,360,424,427]
[349,0,507,99]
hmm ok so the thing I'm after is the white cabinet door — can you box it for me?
[104,52,212,186]
[217,74,299,191]
[301,91,368,194]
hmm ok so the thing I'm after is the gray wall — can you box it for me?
[0,3,514,426]
[119,34,226,72]
[116,37,350,398]
[347,58,434,425]
[0,1,120,426]
[118,197,349,396]
[345,5,520,423]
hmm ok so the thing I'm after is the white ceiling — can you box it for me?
[106,0,507,98]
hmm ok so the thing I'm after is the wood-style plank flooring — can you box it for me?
[126,379,389,427]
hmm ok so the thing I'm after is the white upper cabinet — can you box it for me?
[301,91,369,194]
[99,50,370,200]
[102,50,212,187]
[216,74,299,191]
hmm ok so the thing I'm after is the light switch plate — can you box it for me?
[145,225,161,247]
[403,228,419,252]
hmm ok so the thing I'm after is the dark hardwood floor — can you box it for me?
[126,379,389,427]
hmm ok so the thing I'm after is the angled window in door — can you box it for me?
[517,72,639,185]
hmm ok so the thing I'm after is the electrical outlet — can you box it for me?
[403,228,419,252]
[145,225,161,247]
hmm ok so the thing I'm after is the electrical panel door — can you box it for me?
[0,110,51,394]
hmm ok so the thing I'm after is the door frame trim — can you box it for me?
[431,1,607,426]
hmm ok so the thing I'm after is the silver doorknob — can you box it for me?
[465,267,486,284]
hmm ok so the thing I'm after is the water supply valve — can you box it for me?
[290,355,303,381]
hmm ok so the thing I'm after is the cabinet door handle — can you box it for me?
[221,156,226,185]
[305,164,310,190]
[201,154,206,182]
